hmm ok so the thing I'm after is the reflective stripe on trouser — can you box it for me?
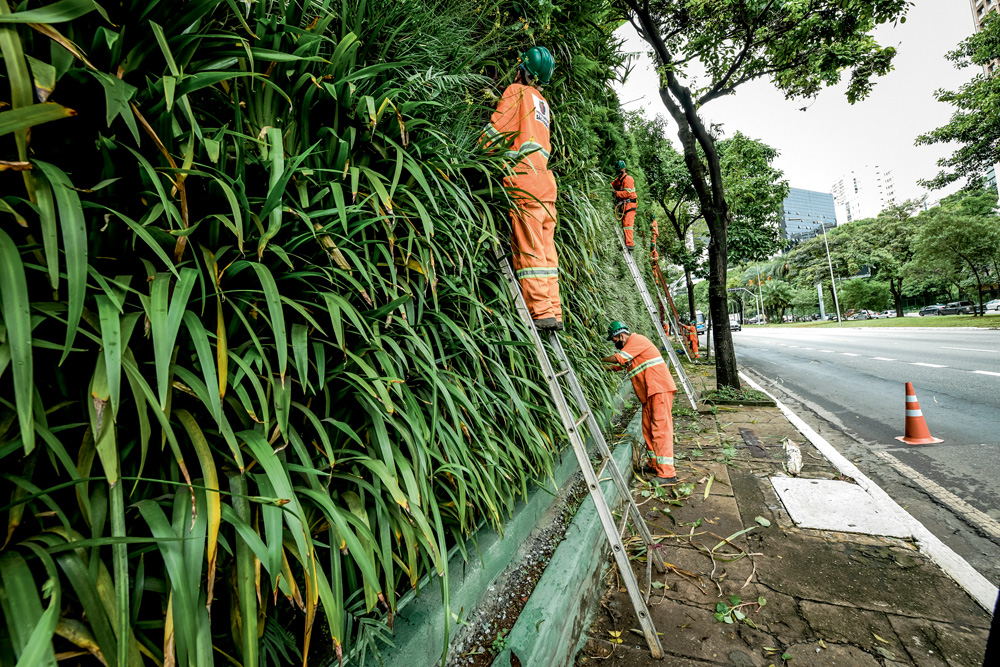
[511,201,562,321]
[622,207,636,246]
[642,391,676,478]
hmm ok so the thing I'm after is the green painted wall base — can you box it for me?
[489,406,640,666]
[368,383,634,667]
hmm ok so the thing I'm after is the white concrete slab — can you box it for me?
[771,477,912,539]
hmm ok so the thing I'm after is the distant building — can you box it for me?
[830,165,896,224]
[780,188,837,245]
[986,165,998,194]
[969,0,999,75]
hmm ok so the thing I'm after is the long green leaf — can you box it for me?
[33,160,86,365]
[0,102,75,136]
[248,262,287,382]
[149,269,197,408]
[0,229,33,453]
[0,0,105,23]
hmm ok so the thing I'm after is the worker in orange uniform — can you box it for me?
[650,214,659,251]
[602,321,678,482]
[484,47,562,331]
[682,319,699,359]
[612,160,637,252]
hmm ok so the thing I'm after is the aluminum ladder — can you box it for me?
[616,232,699,410]
[650,264,693,363]
[497,251,665,658]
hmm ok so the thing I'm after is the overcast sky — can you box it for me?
[612,0,980,203]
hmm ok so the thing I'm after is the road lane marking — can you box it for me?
[872,357,896,361]
[972,370,1000,377]
[802,347,815,350]
[942,347,995,353]
[841,353,860,356]
[912,362,947,368]
[818,350,834,353]
[874,451,1000,542]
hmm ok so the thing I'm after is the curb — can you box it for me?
[739,370,998,614]
[490,409,638,666]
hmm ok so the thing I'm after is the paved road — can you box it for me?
[730,326,1000,585]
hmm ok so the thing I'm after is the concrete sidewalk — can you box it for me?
[577,362,994,666]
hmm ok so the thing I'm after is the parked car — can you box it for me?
[918,304,944,316]
[985,299,1000,312]
[729,314,742,332]
[939,301,975,315]
[848,310,873,320]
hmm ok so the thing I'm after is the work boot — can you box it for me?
[553,320,564,331]
[534,317,559,331]
[627,246,634,253]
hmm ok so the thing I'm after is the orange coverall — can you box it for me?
[683,323,699,359]
[610,333,678,478]
[612,171,637,247]
[650,216,658,247]
[485,83,561,322]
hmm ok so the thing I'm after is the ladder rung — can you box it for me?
[554,368,571,379]
[573,412,590,429]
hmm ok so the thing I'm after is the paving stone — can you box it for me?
[748,532,989,628]
[647,544,759,607]
[887,614,989,666]
[799,600,898,650]
[747,589,810,644]
[781,641,882,666]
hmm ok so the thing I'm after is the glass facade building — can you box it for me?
[781,188,837,246]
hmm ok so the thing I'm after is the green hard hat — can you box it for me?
[519,46,555,86]
[606,320,629,341]
[617,159,626,171]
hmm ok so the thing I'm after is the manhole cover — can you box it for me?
[771,477,911,538]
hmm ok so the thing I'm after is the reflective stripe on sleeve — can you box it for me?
[626,356,665,380]
[655,455,674,465]
[618,351,634,362]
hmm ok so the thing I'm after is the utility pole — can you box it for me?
[821,223,842,326]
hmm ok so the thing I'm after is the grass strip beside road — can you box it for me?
[758,313,1000,329]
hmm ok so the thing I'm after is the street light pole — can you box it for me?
[821,223,842,327]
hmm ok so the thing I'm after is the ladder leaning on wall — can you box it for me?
[615,230,699,410]
[496,249,665,658]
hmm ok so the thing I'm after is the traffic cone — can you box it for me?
[895,382,943,445]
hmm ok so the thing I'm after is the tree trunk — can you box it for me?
[706,210,740,388]
[685,267,696,320]
[891,278,904,317]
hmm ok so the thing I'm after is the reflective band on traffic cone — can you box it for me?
[895,382,943,445]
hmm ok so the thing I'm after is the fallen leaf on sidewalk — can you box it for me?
[755,516,771,527]
[872,632,891,644]
[874,647,896,660]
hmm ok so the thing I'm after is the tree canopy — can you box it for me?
[618,0,909,387]
[917,12,1000,190]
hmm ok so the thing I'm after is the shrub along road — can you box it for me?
[732,327,1000,588]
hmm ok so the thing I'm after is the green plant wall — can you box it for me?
[0,0,656,664]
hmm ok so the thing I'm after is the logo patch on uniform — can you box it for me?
[532,95,550,130]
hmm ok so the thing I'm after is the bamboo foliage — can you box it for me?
[0,0,642,664]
